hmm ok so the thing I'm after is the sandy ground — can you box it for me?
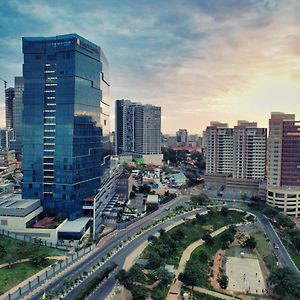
[226,257,266,295]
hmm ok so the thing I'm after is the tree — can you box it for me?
[243,236,257,249]
[147,251,164,269]
[202,234,214,245]
[276,214,295,229]
[131,284,148,300]
[218,274,228,289]
[178,263,201,290]
[138,184,151,194]
[30,253,48,267]
[158,228,165,237]
[155,267,172,284]
[196,249,209,262]
[0,245,7,257]
[130,191,136,199]
[132,185,137,192]
[128,265,146,283]
[116,269,133,289]
[16,241,30,259]
[269,267,300,299]
[220,207,229,216]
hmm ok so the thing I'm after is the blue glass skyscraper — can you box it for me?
[22,34,110,220]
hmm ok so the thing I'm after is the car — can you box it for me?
[165,207,170,211]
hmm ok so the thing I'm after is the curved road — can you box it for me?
[28,195,190,300]
[27,196,298,300]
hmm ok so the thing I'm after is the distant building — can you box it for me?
[116,173,133,201]
[0,128,14,149]
[0,149,16,176]
[5,87,14,129]
[187,134,202,147]
[169,172,187,187]
[205,121,266,180]
[22,34,110,220]
[115,99,162,165]
[267,112,300,217]
[233,121,267,180]
[8,77,24,160]
[176,129,188,146]
[205,122,233,175]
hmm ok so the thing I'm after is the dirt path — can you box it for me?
[210,249,224,290]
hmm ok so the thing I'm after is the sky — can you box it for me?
[1,0,300,134]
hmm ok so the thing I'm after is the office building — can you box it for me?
[115,99,162,164]
[267,112,300,217]
[9,77,24,160]
[176,129,188,146]
[22,34,110,220]
[5,87,14,129]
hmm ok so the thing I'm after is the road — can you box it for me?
[67,203,299,300]
[28,195,298,300]
[226,200,299,274]
[28,195,190,300]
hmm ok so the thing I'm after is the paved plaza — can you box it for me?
[226,256,266,295]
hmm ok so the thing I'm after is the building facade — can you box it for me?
[22,34,110,220]
[205,122,233,175]
[232,121,266,180]
[10,77,24,160]
[267,112,300,217]
[115,100,162,163]
[5,87,14,129]
[205,121,266,180]
[176,129,188,146]
[0,128,14,149]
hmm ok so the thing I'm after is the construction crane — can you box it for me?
[0,77,8,89]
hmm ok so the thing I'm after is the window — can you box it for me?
[1,220,8,226]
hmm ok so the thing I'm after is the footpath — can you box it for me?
[166,225,229,300]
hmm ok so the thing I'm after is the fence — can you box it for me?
[3,244,96,300]
[0,228,71,250]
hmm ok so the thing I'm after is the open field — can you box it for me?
[0,235,64,265]
[0,261,54,295]
[226,257,265,295]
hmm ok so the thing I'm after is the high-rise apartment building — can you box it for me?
[205,122,233,175]
[115,100,162,164]
[5,87,14,129]
[22,34,110,220]
[267,112,300,217]
[233,121,267,180]
[176,129,188,146]
[205,121,266,180]
[10,77,24,160]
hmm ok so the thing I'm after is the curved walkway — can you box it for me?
[166,225,229,300]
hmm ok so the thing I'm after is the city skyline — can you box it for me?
[1,0,300,133]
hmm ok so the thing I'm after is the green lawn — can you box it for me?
[0,236,64,265]
[289,249,300,270]
[251,231,272,257]
[251,230,277,272]
[0,261,53,295]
